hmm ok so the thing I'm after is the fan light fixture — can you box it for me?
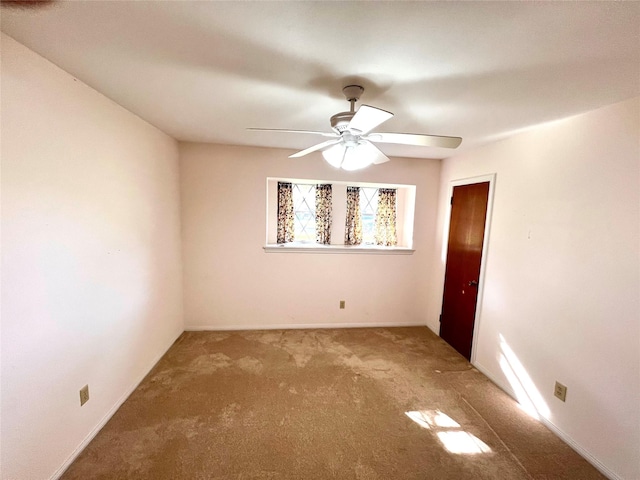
[322,141,378,170]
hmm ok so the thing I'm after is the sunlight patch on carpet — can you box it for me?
[437,431,492,454]
[405,409,492,455]
[405,410,460,429]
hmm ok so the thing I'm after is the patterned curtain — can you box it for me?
[315,184,332,245]
[344,186,362,245]
[375,188,397,246]
[277,182,294,243]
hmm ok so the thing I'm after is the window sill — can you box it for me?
[263,244,415,255]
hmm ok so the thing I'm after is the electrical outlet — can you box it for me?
[80,384,90,406]
[554,381,567,402]
[339,300,345,309]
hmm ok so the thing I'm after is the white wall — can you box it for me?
[179,143,440,330]
[428,97,640,480]
[1,34,184,479]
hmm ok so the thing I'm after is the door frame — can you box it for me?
[441,173,497,364]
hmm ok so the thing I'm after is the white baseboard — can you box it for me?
[185,321,427,332]
[51,327,184,480]
[472,361,621,480]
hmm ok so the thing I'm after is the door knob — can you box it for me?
[468,280,478,287]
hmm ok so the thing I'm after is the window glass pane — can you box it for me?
[360,187,378,245]
[293,184,316,242]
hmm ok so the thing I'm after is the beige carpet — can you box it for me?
[61,327,605,479]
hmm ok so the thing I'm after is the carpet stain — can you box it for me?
[189,352,232,374]
[236,355,264,374]
[218,402,240,428]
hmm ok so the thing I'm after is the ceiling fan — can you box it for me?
[249,85,462,170]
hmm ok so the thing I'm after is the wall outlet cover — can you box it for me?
[80,384,90,406]
[554,381,567,402]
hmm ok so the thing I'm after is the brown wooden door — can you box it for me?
[440,182,490,361]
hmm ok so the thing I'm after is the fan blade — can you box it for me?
[360,140,390,165]
[248,128,338,138]
[289,139,342,158]
[347,105,393,135]
[366,132,462,149]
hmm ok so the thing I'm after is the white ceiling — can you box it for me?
[2,1,639,159]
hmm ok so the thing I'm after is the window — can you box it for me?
[266,178,415,254]
[292,184,316,242]
[345,186,397,247]
[374,188,397,247]
[360,187,379,245]
[277,182,332,245]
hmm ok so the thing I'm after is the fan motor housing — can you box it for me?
[330,111,355,133]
